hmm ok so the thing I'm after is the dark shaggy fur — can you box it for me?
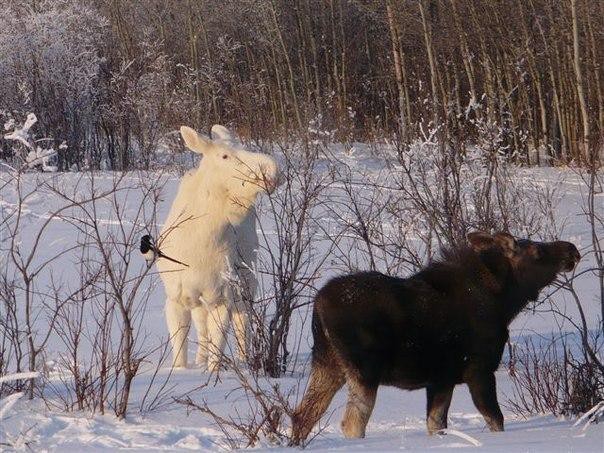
[290,232,580,444]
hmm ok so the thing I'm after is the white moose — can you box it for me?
[157,125,278,370]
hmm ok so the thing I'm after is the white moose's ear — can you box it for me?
[211,124,235,145]
[180,126,212,154]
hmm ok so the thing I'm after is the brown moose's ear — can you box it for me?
[525,242,540,258]
[466,231,494,252]
[493,232,517,258]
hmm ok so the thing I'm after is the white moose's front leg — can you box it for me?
[191,305,209,368]
[166,299,191,368]
[206,302,231,373]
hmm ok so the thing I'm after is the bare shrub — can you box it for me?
[251,141,334,377]
[506,334,604,417]
[320,125,559,278]
[175,347,299,449]
[0,166,172,419]
[507,150,603,420]
[0,272,22,396]
[44,171,168,418]
[0,170,115,399]
[394,129,549,254]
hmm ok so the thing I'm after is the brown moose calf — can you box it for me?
[291,232,580,444]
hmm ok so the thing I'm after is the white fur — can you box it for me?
[158,125,278,370]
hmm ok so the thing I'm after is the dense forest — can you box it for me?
[0,0,602,169]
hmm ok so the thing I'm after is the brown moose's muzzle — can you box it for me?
[561,242,581,272]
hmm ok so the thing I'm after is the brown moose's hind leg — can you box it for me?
[466,370,504,432]
[341,372,378,439]
[290,360,345,445]
[426,384,454,434]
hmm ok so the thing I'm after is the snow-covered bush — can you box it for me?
[0,0,106,169]
[3,113,60,172]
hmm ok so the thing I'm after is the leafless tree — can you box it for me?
[2,0,602,167]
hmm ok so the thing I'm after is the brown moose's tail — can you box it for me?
[290,302,345,445]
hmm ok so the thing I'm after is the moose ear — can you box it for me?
[180,126,212,154]
[524,242,541,258]
[211,124,235,145]
[493,232,517,258]
[467,231,495,252]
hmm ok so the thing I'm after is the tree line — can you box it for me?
[0,0,601,169]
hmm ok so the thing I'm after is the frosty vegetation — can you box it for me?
[4,113,61,172]
[0,0,602,169]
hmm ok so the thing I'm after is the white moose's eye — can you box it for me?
[222,154,228,159]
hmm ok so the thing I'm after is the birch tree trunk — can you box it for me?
[386,0,407,142]
[571,0,590,162]
[419,0,440,127]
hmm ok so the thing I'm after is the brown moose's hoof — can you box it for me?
[427,415,448,435]
[341,418,366,439]
[427,424,447,435]
[486,417,504,432]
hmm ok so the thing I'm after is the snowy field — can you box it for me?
[1,145,603,451]
[3,368,602,451]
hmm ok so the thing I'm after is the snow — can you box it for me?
[24,146,59,172]
[0,372,40,385]
[2,369,602,451]
[0,372,39,439]
[0,144,602,451]
[3,112,59,171]
[3,113,37,150]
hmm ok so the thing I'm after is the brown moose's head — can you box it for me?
[467,231,581,301]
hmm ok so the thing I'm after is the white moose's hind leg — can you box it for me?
[232,307,249,364]
[233,269,256,365]
[206,302,231,373]
[191,305,209,368]
[166,299,191,368]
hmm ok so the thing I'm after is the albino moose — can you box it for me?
[157,125,278,371]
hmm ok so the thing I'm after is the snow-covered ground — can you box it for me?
[3,368,603,451]
[1,145,602,451]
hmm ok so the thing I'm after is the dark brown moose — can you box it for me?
[291,232,580,444]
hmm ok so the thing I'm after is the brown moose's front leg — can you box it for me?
[465,370,504,432]
[426,384,454,434]
[341,373,378,439]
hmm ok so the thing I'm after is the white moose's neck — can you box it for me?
[192,165,258,227]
